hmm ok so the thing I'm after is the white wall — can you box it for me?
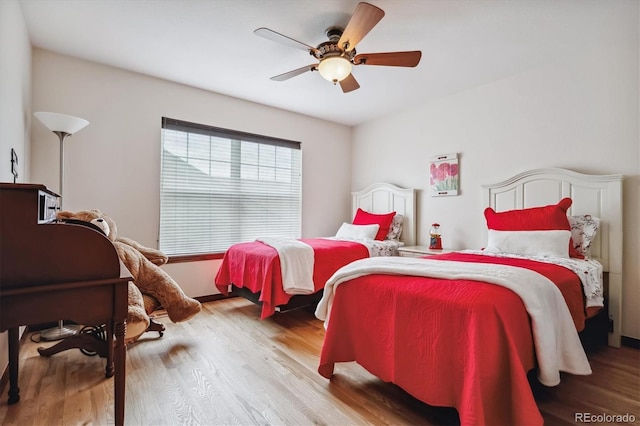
[0,0,32,389]
[352,15,639,339]
[0,0,31,182]
[30,49,353,298]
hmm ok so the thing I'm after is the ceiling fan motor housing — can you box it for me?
[315,41,355,61]
[315,27,356,61]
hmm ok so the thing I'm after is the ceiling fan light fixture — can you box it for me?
[318,56,352,84]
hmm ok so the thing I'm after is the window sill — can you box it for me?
[167,252,225,264]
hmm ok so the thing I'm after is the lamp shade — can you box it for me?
[318,56,352,83]
[34,112,89,135]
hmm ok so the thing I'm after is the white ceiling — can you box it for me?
[19,0,629,127]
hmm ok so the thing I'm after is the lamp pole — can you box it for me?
[53,131,71,209]
[34,112,89,341]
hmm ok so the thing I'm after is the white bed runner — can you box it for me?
[315,256,591,386]
[257,238,314,295]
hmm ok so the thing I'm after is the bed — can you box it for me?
[314,168,623,426]
[215,182,417,319]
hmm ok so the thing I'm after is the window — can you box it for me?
[159,117,302,256]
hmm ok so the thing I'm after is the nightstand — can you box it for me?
[397,245,457,257]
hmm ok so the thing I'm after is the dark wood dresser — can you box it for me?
[0,183,129,425]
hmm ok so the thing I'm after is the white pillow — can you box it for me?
[484,229,571,258]
[335,223,379,240]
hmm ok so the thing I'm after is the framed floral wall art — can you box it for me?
[430,153,459,196]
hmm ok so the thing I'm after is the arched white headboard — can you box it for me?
[482,168,624,347]
[352,183,417,246]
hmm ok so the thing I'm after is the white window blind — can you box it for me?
[159,117,302,256]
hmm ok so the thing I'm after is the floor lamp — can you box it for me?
[34,111,90,341]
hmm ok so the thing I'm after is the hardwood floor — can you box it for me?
[1,297,638,425]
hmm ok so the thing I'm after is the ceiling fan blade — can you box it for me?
[338,2,385,52]
[255,28,319,56]
[339,73,360,93]
[354,51,422,67]
[270,64,317,81]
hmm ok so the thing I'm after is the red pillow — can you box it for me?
[353,208,396,241]
[484,197,583,258]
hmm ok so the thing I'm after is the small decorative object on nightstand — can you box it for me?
[429,223,442,249]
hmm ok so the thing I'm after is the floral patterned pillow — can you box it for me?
[569,215,600,258]
[385,214,404,241]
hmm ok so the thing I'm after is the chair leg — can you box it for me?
[38,326,109,359]
[146,318,165,337]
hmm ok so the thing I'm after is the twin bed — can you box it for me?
[215,168,623,425]
[315,168,623,425]
[215,182,416,318]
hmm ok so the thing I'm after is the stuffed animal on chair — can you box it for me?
[56,209,202,343]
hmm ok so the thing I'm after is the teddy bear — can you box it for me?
[56,209,202,343]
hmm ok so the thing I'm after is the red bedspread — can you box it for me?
[215,238,370,319]
[318,252,587,426]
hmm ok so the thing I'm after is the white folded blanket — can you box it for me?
[257,238,315,295]
[315,256,591,386]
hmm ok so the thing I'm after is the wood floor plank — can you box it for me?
[0,297,638,425]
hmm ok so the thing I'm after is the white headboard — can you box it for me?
[352,183,417,246]
[482,168,623,347]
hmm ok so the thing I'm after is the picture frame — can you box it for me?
[430,153,459,196]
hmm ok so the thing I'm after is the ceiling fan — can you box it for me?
[255,2,422,93]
